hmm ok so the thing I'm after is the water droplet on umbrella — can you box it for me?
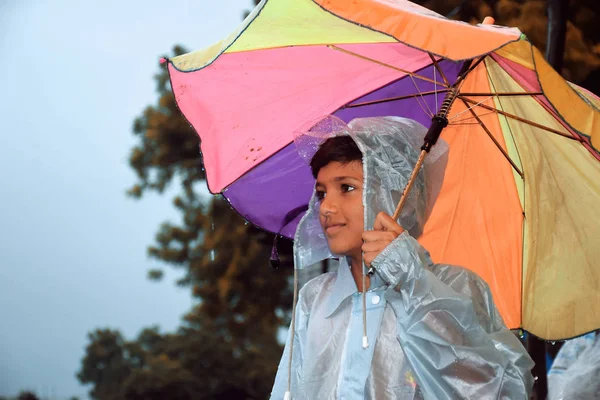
[250,148,255,151]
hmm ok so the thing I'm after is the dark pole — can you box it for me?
[546,0,568,73]
[539,3,568,397]
[527,334,548,400]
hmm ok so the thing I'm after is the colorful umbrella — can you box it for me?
[163,0,600,340]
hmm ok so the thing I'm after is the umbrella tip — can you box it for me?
[159,57,168,64]
[482,16,495,25]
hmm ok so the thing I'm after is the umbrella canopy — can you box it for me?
[164,0,600,341]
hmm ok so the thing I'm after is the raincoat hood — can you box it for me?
[293,116,449,270]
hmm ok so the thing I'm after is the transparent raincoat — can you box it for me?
[548,332,600,400]
[270,116,534,399]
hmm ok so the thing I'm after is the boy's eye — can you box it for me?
[316,190,326,200]
[341,184,355,193]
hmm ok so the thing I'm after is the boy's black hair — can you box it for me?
[310,136,363,178]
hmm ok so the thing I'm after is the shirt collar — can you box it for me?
[324,258,356,318]
[323,258,387,318]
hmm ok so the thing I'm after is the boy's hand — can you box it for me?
[362,212,405,267]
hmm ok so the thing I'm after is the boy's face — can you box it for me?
[315,161,364,260]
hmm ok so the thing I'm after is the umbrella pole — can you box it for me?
[392,86,459,220]
[392,149,428,220]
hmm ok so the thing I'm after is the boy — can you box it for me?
[270,116,534,399]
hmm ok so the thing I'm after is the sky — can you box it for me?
[0,0,253,398]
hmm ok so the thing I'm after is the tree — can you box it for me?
[77,324,280,400]
[126,53,293,390]
[17,393,39,400]
[77,40,294,399]
[77,329,135,400]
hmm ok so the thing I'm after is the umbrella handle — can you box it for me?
[391,86,458,222]
[391,149,428,221]
[390,14,495,226]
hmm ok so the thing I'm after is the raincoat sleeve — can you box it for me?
[372,231,534,399]
[270,288,309,400]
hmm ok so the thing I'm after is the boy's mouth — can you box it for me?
[325,223,345,235]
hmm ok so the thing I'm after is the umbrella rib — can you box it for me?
[455,56,487,87]
[327,45,448,87]
[409,75,434,118]
[460,92,544,97]
[459,96,582,141]
[459,98,524,177]
[450,109,497,124]
[428,53,450,86]
[450,96,494,121]
[450,121,488,126]
[434,58,438,113]
[345,91,539,109]
[345,90,450,108]
[533,92,586,142]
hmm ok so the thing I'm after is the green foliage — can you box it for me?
[16,393,39,400]
[128,45,204,198]
[77,329,135,399]
[77,325,280,399]
[146,269,164,281]
[79,42,292,399]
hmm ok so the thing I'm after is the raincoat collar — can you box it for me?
[324,257,387,318]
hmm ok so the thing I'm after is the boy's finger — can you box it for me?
[363,252,378,267]
[362,230,397,243]
[373,212,404,235]
[373,212,386,230]
[362,241,386,253]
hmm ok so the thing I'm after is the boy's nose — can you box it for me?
[319,197,338,216]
